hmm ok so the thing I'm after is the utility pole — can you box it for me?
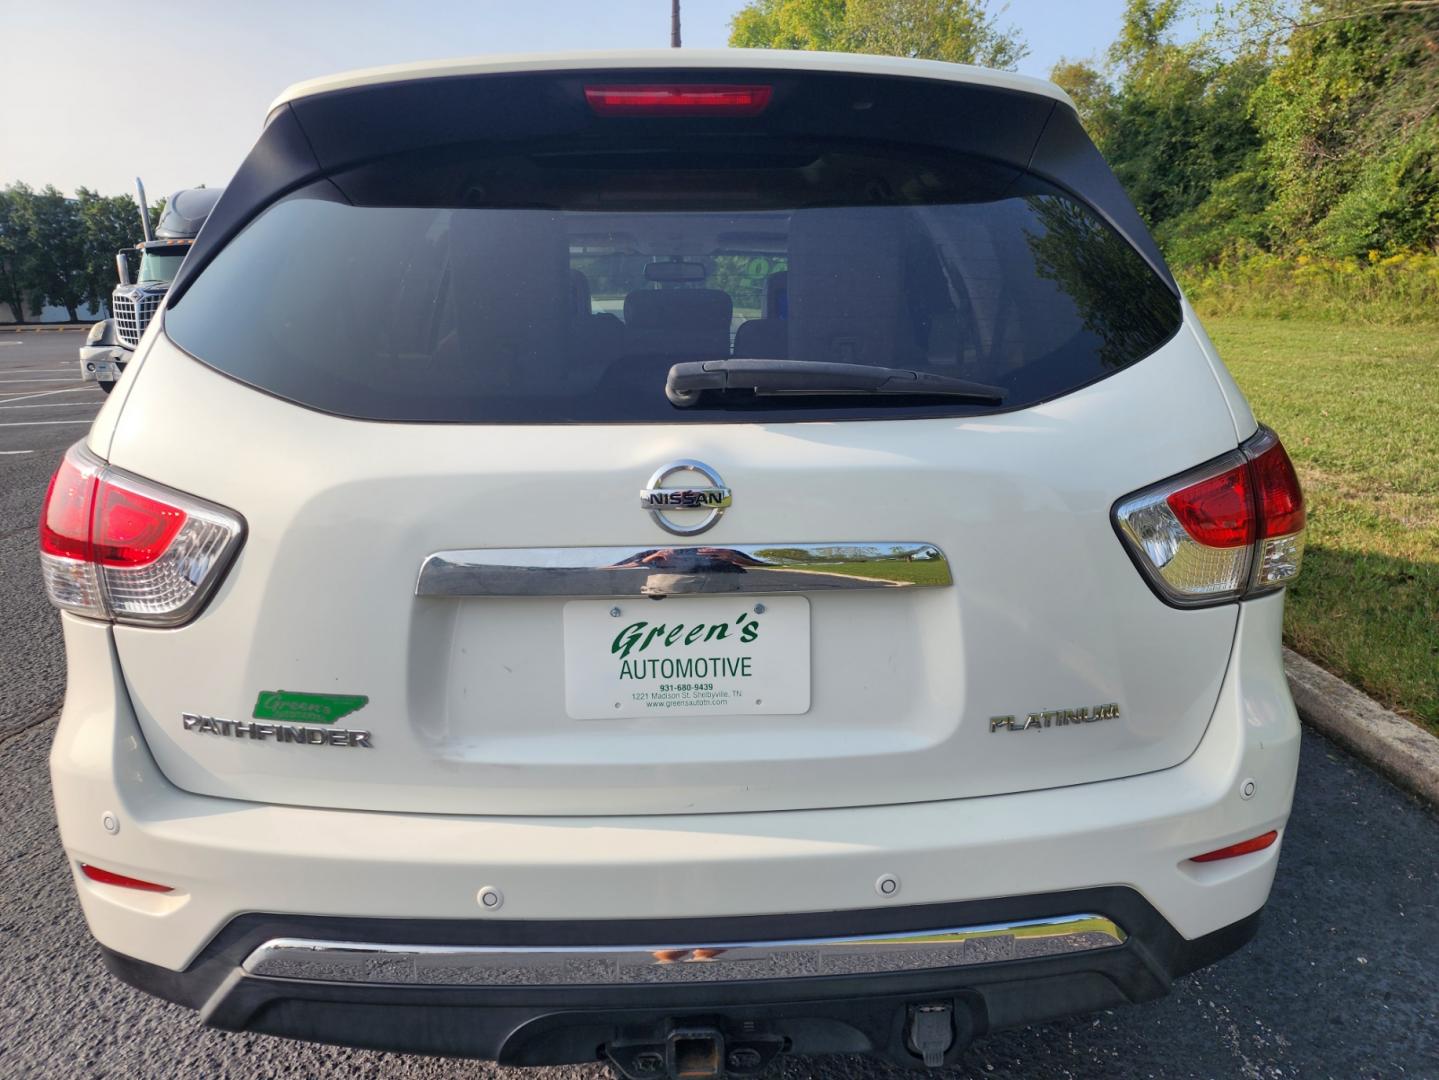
[670,0,681,47]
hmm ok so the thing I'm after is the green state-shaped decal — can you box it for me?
[252,690,369,725]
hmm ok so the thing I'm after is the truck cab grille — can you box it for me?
[113,289,165,347]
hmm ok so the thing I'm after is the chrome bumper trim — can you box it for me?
[241,913,1124,987]
[416,542,950,598]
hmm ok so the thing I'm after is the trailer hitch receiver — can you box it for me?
[606,1022,785,1079]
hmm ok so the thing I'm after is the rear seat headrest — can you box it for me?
[786,209,909,366]
[623,288,733,328]
[764,270,788,319]
[622,288,733,359]
[569,269,592,317]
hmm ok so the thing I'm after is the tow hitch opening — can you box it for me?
[606,1021,786,1079]
[671,1028,722,1077]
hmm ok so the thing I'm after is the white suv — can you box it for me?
[43,51,1304,1074]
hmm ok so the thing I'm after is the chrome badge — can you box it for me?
[182,713,373,748]
[989,703,1121,733]
[640,460,732,536]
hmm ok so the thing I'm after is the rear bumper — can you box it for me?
[51,590,1299,1050]
[101,889,1260,1068]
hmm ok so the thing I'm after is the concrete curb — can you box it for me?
[1285,647,1439,809]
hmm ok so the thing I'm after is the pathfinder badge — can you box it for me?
[989,703,1121,733]
[182,712,373,748]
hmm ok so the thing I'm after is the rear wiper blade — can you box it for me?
[665,359,1006,408]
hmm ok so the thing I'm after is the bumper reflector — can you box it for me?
[79,863,174,893]
[1189,830,1279,863]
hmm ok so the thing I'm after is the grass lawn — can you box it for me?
[1206,316,1439,732]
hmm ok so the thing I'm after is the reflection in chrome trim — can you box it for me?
[243,913,1125,987]
[416,543,951,598]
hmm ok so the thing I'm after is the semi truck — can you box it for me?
[80,180,222,392]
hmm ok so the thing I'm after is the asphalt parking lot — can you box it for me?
[0,330,1436,1079]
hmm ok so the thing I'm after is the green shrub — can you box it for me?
[1180,251,1439,324]
[1153,156,1272,268]
[1314,122,1439,257]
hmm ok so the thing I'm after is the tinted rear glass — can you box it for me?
[165,142,1179,423]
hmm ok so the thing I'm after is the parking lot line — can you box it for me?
[0,378,79,384]
[0,388,94,404]
[0,420,94,427]
[0,402,103,409]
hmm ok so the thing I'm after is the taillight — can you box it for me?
[1247,432,1306,589]
[39,441,243,626]
[1113,425,1305,607]
[584,84,773,116]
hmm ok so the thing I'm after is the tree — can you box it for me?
[729,0,1028,70]
[16,186,89,321]
[1049,57,1114,142]
[1249,0,1439,255]
[0,185,33,323]
[843,0,1028,67]
[1107,0,1186,70]
[77,189,142,317]
[1072,0,1438,264]
[730,0,849,50]
[1050,0,1269,257]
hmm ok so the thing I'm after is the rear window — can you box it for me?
[165,142,1180,423]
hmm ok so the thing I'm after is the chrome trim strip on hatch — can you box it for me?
[415,543,952,598]
[242,913,1125,987]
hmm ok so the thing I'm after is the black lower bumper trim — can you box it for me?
[100,887,1261,1069]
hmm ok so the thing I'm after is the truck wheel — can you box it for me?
[99,381,116,395]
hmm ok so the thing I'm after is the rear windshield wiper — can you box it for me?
[665,359,1007,408]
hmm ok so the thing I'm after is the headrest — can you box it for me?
[569,269,592,317]
[785,209,907,365]
[623,288,733,330]
[764,270,788,318]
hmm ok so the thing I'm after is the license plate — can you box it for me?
[563,596,811,719]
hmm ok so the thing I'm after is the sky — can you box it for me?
[1,0,1145,200]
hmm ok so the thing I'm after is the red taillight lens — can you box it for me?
[79,863,174,893]
[1189,830,1279,863]
[1166,464,1255,548]
[39,452,99,561]
[93,484,187,567]
[585,84,773,116]
[38,441,243,626]
[1249,439,1305,538]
